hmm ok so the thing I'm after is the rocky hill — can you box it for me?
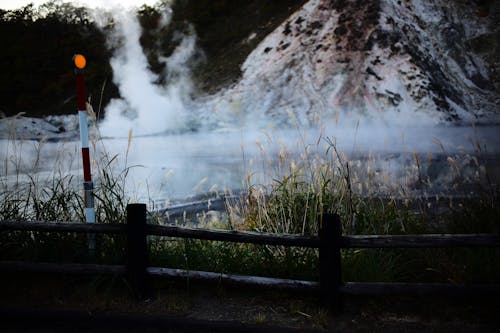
[0,1,117,117]
[207,0,499,128]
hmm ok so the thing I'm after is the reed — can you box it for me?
[1,113,498,282]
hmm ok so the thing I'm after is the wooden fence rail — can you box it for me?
[1,203,500,310]
[2,221,498,248]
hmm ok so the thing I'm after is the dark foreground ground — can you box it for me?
[0,272,499,332]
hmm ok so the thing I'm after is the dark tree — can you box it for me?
[0,1,118,117]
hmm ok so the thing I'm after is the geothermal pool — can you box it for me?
[2,123,499,205]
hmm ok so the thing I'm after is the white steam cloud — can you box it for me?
[98,9,197,137]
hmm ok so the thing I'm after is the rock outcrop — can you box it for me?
[207,0,499,128]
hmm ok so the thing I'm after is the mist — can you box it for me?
[98,9,195,137]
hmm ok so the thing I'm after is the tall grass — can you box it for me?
[235,135,426,236]
[1,112,499,282]
[232,131,499,235]
[0,112,136,225]
[218,131,500,282]
[0,112,135,263]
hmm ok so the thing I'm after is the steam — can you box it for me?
[2,1,199,137]
[98,9,197,137]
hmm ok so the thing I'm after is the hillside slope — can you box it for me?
[205,0,499,128]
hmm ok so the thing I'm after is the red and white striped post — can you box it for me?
[73,54,96,255]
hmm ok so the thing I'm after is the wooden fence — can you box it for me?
[1,203,500,310]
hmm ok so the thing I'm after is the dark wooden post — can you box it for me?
[319,213,343,312]
[126,203,149,300]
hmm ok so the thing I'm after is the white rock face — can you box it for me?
[0,115,79,140]
[207,0,499,129]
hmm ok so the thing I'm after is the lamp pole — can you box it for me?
[73,54,96,255]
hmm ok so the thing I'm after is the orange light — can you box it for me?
[73,54,86,69]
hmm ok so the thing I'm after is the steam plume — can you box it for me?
[99,9,197,137]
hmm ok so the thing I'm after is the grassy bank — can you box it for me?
[1,125,499,284]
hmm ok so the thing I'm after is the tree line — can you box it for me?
[0,1,118,117]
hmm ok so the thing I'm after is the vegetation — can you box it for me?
[0,1,118,117]
[1,114,498,283]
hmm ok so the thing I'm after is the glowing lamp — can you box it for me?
[73,54,86,69]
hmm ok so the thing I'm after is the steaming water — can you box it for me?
[2,124,499,205]
[102,125,500,202]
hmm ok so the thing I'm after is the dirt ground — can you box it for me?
[0,272,499,332]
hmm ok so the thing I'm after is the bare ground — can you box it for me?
[0,272,499,332]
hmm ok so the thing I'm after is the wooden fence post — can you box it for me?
[126,203,149,300]
[319,213,343,312]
